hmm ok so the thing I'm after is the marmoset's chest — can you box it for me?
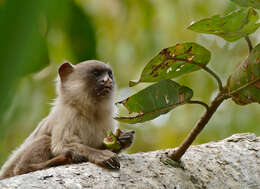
[74,116,113,148]
[51,112,114,149]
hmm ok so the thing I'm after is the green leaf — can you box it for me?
[227,43,260,105]
[188,8,260,42]
[231,0,260,9]
[129,42,211,87]
[46,1,97,62]
[66,1,97,62]
[115,80,193,124]
[0,0,50,133]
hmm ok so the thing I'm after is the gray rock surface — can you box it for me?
[0,133,260,189]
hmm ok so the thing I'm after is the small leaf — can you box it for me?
[231,0,260,9]
[129,42,211,87]
[115,80,193,124]
[227,43,260,105]
[188,8,260,42]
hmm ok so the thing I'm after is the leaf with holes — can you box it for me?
[231,0,260,9]
[188,8,260,42]
[115,80,193,124]
[227,43,260,105]
[129,42,210,87]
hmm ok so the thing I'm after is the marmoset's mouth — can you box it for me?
[96,85,113,97]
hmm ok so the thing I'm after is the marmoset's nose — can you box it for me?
[101,74,113,88]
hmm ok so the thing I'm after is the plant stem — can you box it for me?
[170,58,223,91]
[202,66,223,91]
[168,92,228,161]
[228,77,260,97]
[187,100,209,111]
[245,36,253,52]
[168,76,259,161]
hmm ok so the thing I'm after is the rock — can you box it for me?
[0,133,259,189]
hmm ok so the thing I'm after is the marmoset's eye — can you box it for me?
[108,70,113,79]
[92,70,101,77]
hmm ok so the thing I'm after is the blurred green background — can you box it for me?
[0,0,259,166]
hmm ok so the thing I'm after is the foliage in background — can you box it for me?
[0,0,260,165]
[0,0,49,135]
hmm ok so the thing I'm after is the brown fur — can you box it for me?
[0,60,127,179]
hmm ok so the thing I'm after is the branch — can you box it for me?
[228,77,260,97]
[187,100,209,111]
[168,92,228,161]
[245,36,253,53]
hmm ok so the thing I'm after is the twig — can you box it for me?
[228,77,260,97]
[187,100,209,111]
[202,66,223,91]
[169,57,223,91]
[245,36,253,53]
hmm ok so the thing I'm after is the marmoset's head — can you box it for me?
[57,60,115,106]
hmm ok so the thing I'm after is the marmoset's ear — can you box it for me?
[58,62,74,82]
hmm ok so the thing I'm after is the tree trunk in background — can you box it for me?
[0,133,259,189]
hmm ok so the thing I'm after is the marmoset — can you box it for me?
[0,60,135,179]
